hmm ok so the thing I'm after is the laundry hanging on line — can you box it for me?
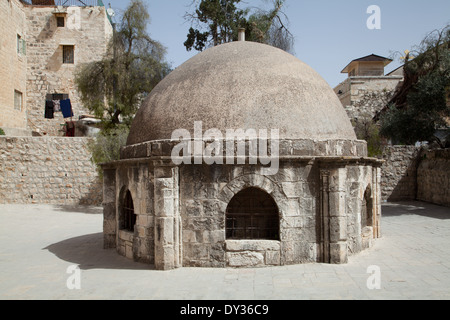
[45,100,54,119]
[60,99,74,119]
[45,98,73,119]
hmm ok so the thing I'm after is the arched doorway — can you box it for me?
[361,186,373,230]
[120,190,136,232]
[226,187,280,240]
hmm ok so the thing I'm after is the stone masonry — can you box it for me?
[334,76,403,123]
[0,0,113,136]
[417,149,450,207]
[0,136,101,205]
[381,145,420,202]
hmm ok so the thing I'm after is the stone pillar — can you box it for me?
[153,163,182,270]
[320,166,348,264]
[103,168,117,249]
[373,167,382,239]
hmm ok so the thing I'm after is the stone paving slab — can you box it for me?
[0,202,449,300]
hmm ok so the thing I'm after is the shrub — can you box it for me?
[88,125,129,177]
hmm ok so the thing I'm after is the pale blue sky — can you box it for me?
[106,0,450,88]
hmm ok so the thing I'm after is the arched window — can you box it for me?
[361,187,373,230]
[226,188,280,240]
[121,190,136,232]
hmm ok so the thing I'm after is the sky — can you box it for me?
[105,0,450,88]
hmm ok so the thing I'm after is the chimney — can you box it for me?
[238,28,246,42]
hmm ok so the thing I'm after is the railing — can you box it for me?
[20,0,105,7]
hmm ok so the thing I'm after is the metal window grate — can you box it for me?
[226,188,280,241]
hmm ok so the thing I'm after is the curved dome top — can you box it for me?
[127,41,356,146]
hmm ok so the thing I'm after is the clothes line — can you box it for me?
[44,98,73,119]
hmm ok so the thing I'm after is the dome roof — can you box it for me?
[127,41,356,146]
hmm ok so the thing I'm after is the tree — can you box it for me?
[75,0,171,131]
[379,25,450,145]
[184,0,294,53]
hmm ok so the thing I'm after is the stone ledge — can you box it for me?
[118,229,134,243]
[120,139,369,160]
[226,240,281,252]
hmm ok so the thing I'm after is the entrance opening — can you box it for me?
[361,187,373,229]
[226,187,280,240]
[121,190,136,232]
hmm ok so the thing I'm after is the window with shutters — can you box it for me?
[63,45,74,64]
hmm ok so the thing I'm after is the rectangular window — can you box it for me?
[57,17,65,28]
[14,90,23,111]
[63,45,74,64]
[17,35,26,55]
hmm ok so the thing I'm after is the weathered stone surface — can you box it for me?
[226,240,281,252]
[417,149,450,207]
[0,137,101,205]
[227,252,265,268]
[381,146,420,201]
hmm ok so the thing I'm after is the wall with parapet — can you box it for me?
[0,136,101,205]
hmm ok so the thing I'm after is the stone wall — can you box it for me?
[417,149,450,207]
[0,0,28,131]
[334,76,403,122]
[24,5,113,136]
[381,145,420,202]
[0,136,101,205]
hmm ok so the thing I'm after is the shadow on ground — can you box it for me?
[44,233,153,271]
[382,201,450,220]
[52,205,103,215]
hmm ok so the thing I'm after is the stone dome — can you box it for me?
[127,41,356,146]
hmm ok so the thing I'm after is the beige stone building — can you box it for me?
[334,54,403,123]
[0,0,113,136]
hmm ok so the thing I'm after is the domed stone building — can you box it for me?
[102,38,383,270]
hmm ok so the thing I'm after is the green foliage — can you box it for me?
[0,128,5,136]
[184,0,294,53]
[75,0,170,130]
[88,125,130,177]
[353,117,385,158]
[380,25,450,145]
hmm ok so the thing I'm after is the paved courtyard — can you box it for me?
[0,201,449,300]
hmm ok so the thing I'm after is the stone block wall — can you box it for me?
[0,136,101,205]
[103,162,155,265]
[417,149,450,207]
[381,145,420,201]
[334,76,402,122]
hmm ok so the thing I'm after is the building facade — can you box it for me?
[334,54,403,123]
[0,0,113,136]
